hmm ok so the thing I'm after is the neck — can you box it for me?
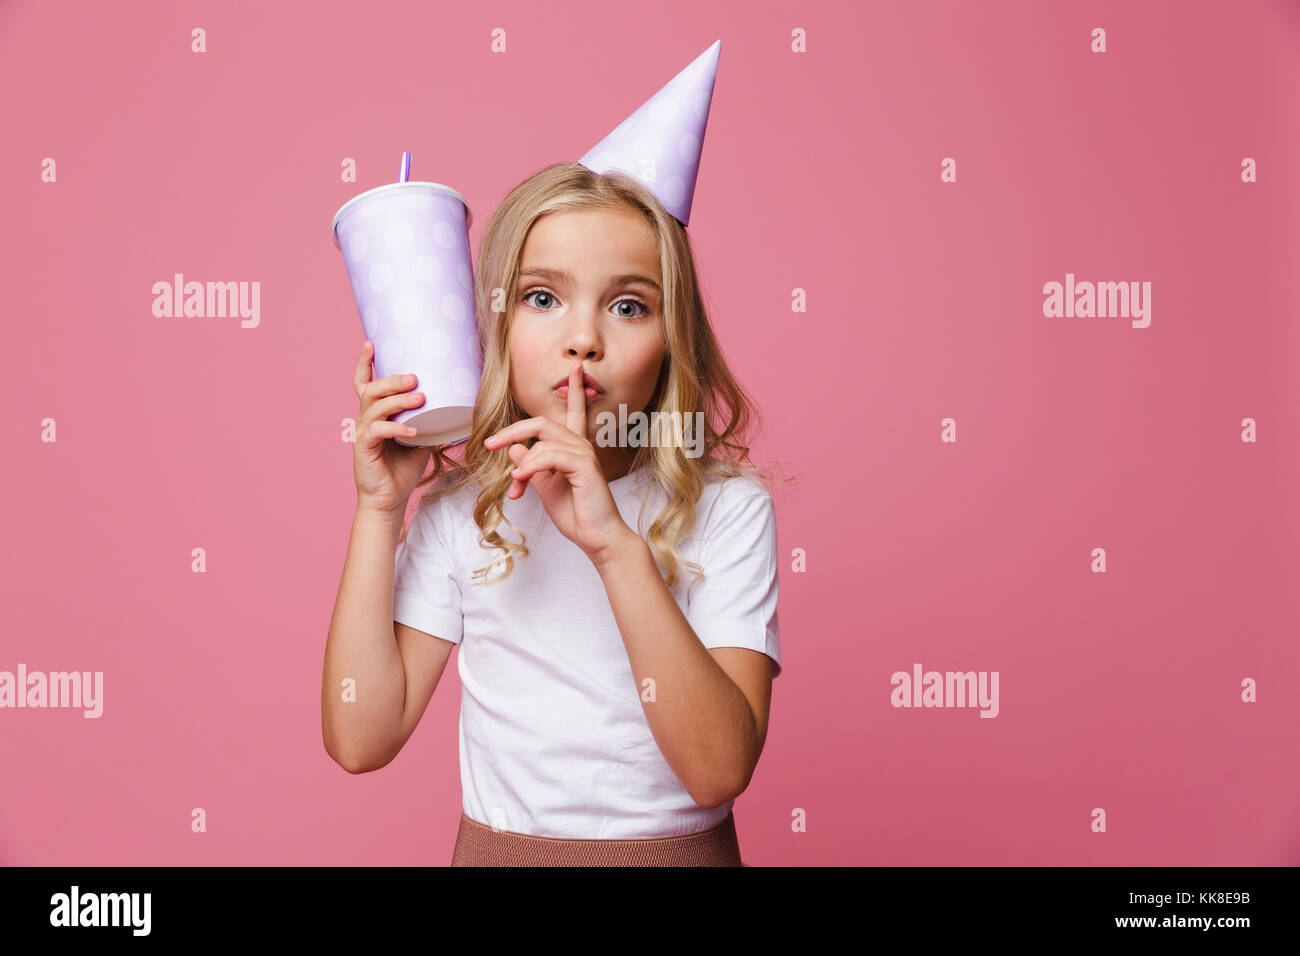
[597,447,635,483]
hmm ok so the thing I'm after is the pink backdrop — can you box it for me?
[3,0,1298,866]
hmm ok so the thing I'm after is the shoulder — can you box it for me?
[704,468,773,512]
[696,469,776,536]
[410,465,477,537]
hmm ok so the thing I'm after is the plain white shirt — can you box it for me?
[392,463,782,839]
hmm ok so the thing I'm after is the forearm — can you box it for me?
[593,530,760,808]
[322,506,407,772]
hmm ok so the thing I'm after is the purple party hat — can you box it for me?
[575,40,721,227]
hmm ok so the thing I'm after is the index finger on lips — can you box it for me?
[566,359,587,439]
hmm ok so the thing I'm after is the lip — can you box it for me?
[554,385,601,401]
[553,371,604,394]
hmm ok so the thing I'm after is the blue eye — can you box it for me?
[520,287,649,320]
[522,289,555,310]
[613,298,649,319]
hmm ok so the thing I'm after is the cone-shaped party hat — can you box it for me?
[575,40,720,227]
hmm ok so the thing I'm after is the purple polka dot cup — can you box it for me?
[332,182,480,447]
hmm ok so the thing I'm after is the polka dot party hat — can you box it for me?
[575,39,721,227]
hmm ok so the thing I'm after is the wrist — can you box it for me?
[590,524,646,576]
[356,501,406,533]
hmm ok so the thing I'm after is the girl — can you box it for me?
[324,162,787,866]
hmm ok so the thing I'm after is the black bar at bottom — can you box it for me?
[0,865,1281,941]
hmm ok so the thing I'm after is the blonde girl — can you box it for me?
[323,163,788,866]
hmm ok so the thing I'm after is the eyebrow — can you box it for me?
[518,266,661,295]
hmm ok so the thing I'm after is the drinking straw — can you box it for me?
[398,151,411,183]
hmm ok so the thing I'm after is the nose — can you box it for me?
[563,305,603,362]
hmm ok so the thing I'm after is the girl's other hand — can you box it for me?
[352,340,433,515]
[484,359,633,562]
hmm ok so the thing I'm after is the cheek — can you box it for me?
[507,331,539,378]
[630,339,666,381]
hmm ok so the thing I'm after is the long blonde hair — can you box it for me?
[412,161,791,590]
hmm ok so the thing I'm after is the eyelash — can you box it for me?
[519,286,650,320]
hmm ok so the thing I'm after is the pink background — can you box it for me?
[3,0,1299,866]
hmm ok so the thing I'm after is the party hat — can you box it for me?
[575,40,721,227]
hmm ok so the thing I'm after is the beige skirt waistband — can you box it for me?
[451,810,744,867]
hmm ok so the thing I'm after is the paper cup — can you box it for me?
[332,181,480,447]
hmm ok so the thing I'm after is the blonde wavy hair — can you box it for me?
[411,161,792,590]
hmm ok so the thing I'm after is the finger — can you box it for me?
[368,420,421,444]
[361,371,420,410]
[566,359,587,439]
[505,442,528,498]
[509,444,585,488]
[485,415,577,451]
[361,389,425,429]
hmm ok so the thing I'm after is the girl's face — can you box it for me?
[507,205,667,478]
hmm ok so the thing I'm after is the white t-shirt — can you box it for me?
[392,463,782,839]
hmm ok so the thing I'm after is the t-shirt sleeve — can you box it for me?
[392,492,464,644]
[686,485,782,678]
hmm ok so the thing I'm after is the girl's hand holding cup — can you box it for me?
[352,340,433,516]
